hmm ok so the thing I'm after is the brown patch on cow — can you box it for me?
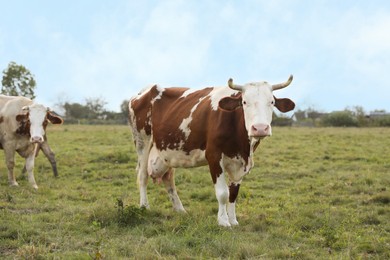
[274,96,295,113]
[229,183,241,203]
[152,87,213,152]
[16,115,31,136]
[130,85,162,135]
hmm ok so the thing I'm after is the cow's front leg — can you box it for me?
[25,152,38,190]
[5,149,18,187]
[162,168,186,212]
[40,141,58,177]
[228,182,241,226]
[215,172,230,227]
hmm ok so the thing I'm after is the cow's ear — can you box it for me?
[274,96,295,113]
[16,114,28,122]
[47,111,64,124]
[218,95,242,111]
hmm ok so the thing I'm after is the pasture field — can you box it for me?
[0,125,389,259]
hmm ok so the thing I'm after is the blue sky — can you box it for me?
[1,0,389,113]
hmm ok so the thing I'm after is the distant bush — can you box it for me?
[272,116,293,126]
[375,116,390,127]
[320,111,359,127]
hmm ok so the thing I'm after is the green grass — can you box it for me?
[0,125,389,259]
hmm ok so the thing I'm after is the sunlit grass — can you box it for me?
[0,125,389,258]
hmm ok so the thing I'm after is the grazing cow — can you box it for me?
[0,95,60,177]
[0,96,63,189]
[129,75,295,226]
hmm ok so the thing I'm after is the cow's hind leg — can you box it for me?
[137,150,150,209]
[162,168,186,212]
[136,138,152,209]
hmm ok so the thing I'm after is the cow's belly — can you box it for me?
[160,148,207,168]
[148,146,207,177]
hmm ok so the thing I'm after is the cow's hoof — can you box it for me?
[229,219,239,226]
[174,208,187,213]
[218,218,231,227]
[9,182,19,187]
[32,184,38,190]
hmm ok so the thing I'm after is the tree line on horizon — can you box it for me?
[2,61,390,127]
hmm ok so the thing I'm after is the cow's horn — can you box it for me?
[228,78,243,91]
[272,75,293,91]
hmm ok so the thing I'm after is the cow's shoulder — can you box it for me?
[1,97,32,117]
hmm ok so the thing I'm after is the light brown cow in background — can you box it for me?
[0,95,63,189]
[0,95,60,177]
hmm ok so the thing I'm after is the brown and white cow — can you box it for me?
[0,95,60,177]
[129,75,295,226]
[0,96,63,189]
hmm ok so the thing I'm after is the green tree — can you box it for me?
[63,102,91,119]
[85,97,107,119]
[120,100,129,119]
[1,61,36,99]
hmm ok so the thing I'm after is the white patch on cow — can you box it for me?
[228,201,239,226]
[180,88,198,98]
[222,153,253,183]
[148,145,169,178]
[179,97,206,139]
[152,86,164,103]
[133,84,165,106]
[179,117,192,140]
[158,147,207,168]
[214,172,230,227]
[209,87,238,111]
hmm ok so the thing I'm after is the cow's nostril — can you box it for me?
[31,136,44,143]
[251,124,270,137]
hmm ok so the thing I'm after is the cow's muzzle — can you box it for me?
[250,124,271,138]
[30,136,44,144]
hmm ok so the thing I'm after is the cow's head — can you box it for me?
[16,104,63,143]
[219,75,295,140]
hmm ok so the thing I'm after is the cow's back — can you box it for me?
[130,85,166,136]
[0,96,33,137]
[151,87,214,152]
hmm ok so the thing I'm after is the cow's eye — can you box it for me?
[271,100,275,105]
[243,101,247,105]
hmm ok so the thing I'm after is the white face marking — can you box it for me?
[27,104,47,143]
[240,82,274,137]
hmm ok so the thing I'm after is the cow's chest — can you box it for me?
[221,153,254,182]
